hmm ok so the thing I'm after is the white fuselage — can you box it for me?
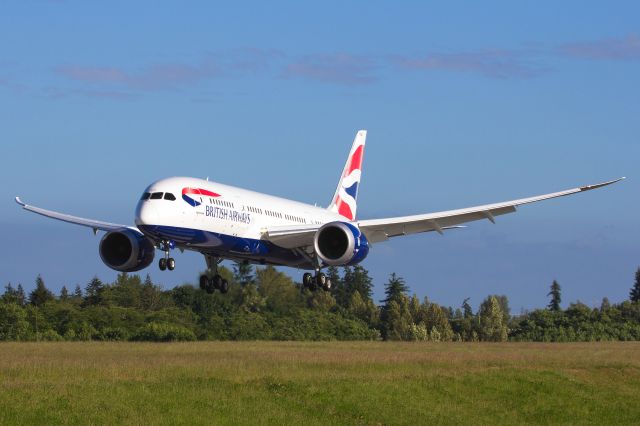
[135,177,342,268]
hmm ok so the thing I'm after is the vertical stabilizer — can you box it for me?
[328,130,367,221]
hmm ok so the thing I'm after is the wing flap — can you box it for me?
[15,197,132,233]
[262,224,320,249]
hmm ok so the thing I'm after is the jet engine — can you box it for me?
[313,222,369,266]
[99,229,155,272]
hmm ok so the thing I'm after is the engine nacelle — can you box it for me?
[99,229,155,272]
[313,222,369,266]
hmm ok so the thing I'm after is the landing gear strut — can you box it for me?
[158,240,175,271]
[303,271,332,292]
[199,255,229,294]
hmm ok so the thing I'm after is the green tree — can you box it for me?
[327,266,348,307]
[425,302,454,341]
[630,268,640,303]
[380,273,412,340]
[0,303,30,340]
[72,284,83,302]
[256,266,301,314]
[349,265,374,300]
[109,272,143,307]
[16,284,26,306]
[462,298,473,318]
[59,286,69,302]
[29,275,54,307]
[478,296,508,342]
[2,284,21,305]
[233,262,254,287]
[548,280,562,311]
[84,276,105,306]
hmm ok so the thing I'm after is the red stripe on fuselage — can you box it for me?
[182,187,221,197]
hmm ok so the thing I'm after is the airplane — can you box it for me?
[16,130,624,294]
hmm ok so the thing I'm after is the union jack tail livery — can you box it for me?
[328,130,366,221]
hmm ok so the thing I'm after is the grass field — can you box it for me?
[1,342,639,425]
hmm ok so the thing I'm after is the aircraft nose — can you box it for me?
[135,201,158,226]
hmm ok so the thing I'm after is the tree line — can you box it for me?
[1,265,640,342]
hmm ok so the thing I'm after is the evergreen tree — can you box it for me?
[350,265,374,300]
[29,275,54,307]
[84,276,105,306]
[140,274,162,310]
[548,280,562,311]
[72,285,83,303]
[380,273,412,340]
[381,273,409,307]
[59,286,69,302]
[233,261,254,287]
[2,284,19,304]
[328,266,348,307]
[16,284,26,306]
[462,298,473,318]
[478,296,508,342]
[630,268,640,303]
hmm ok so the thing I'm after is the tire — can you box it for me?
[199,274,207,290]
[323,279,332,292]
[316,272,326,287]
[159,258,167,271]
[303,273,313,288]
[205,277,216,294]
[214,274,223,290]
[167,258,175,271]
[220,279,229,294]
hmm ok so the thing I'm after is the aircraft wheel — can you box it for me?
[303,273,313,288]
[214,274,223,289]
[220,279,229,294]
[323,279,332,292]
[159,258,167,271]
[205,277,216,294]
[199,274,207,290]
[316,273,326,287]
[167,258,175,271]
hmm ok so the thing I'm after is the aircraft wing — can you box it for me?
[15,197,133,233]
[357,178,624,243]
[262,178,624,248]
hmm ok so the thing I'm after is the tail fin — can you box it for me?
[328,130,367,221]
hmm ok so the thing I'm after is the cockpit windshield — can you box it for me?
[141,192,176,201]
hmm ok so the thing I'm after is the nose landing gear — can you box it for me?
[158,240,176,271]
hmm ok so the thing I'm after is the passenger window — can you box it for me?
[141,192,151,200]
[164,193,176,201]
[150,192,163,200]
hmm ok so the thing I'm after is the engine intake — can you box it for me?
[313,222,369,266]
[99,229,155,272]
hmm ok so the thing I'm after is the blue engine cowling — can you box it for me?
[99,229,155,272]
[313,222,369,266]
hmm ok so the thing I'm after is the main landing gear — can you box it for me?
[158,240,176,271]
[302,271,332,292]
[199,255,229,294]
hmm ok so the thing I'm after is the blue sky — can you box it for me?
[1,1,638,312]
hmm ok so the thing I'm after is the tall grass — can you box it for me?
[0,342,639,425]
